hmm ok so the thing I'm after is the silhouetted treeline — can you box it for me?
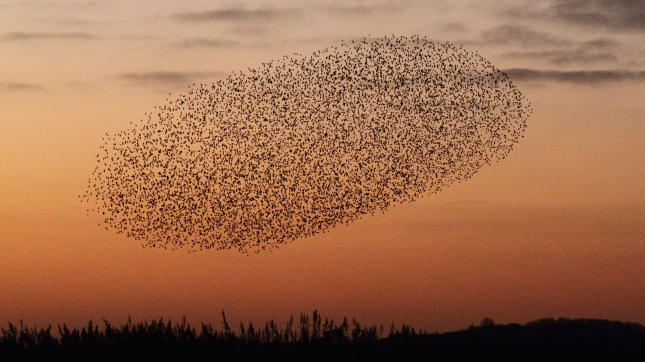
[2,311,645,361]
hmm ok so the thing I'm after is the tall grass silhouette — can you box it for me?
[2,311,645,361]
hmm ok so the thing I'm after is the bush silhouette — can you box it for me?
[2,312,645,361]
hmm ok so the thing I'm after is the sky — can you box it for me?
[1,0,644,332]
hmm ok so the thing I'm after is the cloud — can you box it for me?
[175,38,239,48]
[468,24,625,66]
[0,31,94,41]
[551,0,645,30]
[505,0,645,31]
[472,24,571,47]
[503,50,617,65]
[580,38,620,49]
[500,34,622,65]
[0,81,44,92]
[117,34,157,41]
[66,81,92,89]
[173,1,407,23]
[437,22,468,33]
[320,0,408,16]
[16,1,110,10]
[448,200,488,206]
[229,25,270,36]
[503,68,645,83]
[117,71,226,87]
[40,16,98,26]
[173,6,299,22]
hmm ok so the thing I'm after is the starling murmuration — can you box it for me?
[81,35,532,252]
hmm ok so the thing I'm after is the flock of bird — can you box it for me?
[81,35,532,252]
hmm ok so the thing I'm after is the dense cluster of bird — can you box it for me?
[81,35,532,252]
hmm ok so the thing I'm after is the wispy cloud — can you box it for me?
[502,38,620,66]
[468,24,625,66]
[0,31,94,41]
[172,1,407,23]
[39,16,98,26]
[66,81,93,89]
[580,39,620,49]
[469,24,571,47]
[437,22,468,33]
[320,0,408,16]
[448,200,488,206]
[504,68,645,84]
[552,0,645,30]
[0,81,44,92]
[505,0,645,31]
[15,1,110,10]
[116,71,226,87]
[173,6,300,22]
[228,25,270,36]
[503,50,617,65]
[175,38,239,49]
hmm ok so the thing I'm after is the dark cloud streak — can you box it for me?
[175,38,239,49]
[503,50,617,65]
[0,81,44,92]
[550,0,645,31]
[504,68,645,83]
[320,0,408,16]
[504,38,620,65]
[173,7,299,22]
[464,24,571,47]
[480,24,571,46]
[40,17,98,26]
[117,71,226,87]
[0,31,94,41]
[173,2,407,23]
[504,0,645,31]
[16,1,109,10]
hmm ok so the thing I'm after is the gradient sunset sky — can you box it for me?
[1,0,644,332]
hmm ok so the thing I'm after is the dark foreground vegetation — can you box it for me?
[2,311,645,361]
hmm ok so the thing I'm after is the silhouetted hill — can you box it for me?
[2,312,644,361]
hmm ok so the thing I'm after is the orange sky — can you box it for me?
[1,0,645,332]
